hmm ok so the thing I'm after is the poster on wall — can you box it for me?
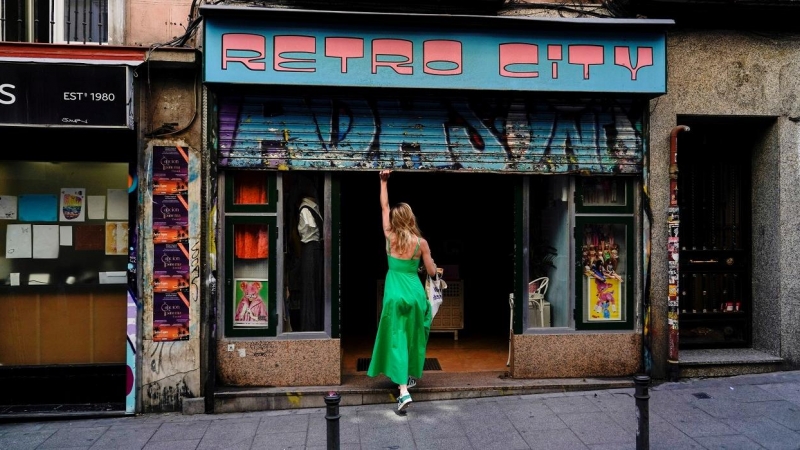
[153,291,190,341]
[152,145,191,342]
[233,279,269,328]
[152,195,188,228]
[59,188,86,222]
[0,195,17,219]
[587,275,623,321]
[105,221,129,255]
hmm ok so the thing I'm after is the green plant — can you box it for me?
[530,241,558,279]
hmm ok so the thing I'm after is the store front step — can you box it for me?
[678,348,785,378]
[209,371,635,414]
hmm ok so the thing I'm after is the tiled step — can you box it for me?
[209,371,635,414]
[678,348,785,378]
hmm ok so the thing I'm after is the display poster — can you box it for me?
[5,224,32,258]
[0,195,17,219]
[32,224,59,259]
[107,189,129,220]
[59,188,86,222]
[18,194,57,222]
[233,279,269,328]
[105,221,129,255]
[88,195,106,220]
[153,292,190,341]
[587,275,623,321]
[152,145,191,342]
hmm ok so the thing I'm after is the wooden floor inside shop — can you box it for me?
[341,333,510,375]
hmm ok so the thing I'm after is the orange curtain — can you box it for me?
[235,224,268,259]
[234,172,267,205]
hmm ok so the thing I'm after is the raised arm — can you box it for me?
[380,170,391,237]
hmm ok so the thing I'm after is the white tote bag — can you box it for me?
[425,273,447,319]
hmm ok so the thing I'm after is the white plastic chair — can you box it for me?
[529,277,549,327]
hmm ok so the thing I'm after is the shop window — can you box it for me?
[282,172,325,332]
[1,0,120,44]
[223,170,278,337]
[575,217,634,330]
[528,176,570,328]
[224,217,277,337]
[575,177,633,214]
[0,161,129,365]
[225,170,277,213]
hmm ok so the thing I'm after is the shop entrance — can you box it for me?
[339,171,516,375]
[677,118,757,349]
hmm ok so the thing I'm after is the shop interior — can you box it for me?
[0,127,134,410]
[339,171,517,375]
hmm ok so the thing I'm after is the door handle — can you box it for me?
[688,259,718,264]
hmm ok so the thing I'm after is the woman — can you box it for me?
[367,169,439,412]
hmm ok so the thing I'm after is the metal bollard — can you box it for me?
[324,391,341,450]
[634,375,650,450]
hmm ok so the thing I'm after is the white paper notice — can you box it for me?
[5,224,32,258]
[87,195,106,220]
[10,273,20,286]
[60,226,73,246]
[0,195,17,220]
[33,225,60,259]
[60,188,86,222]
[107,189,128,220]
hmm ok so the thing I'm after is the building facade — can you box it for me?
[0,0,201,415]
[196,1,670,411]
[11,0,798,417]
[637,0,800,379]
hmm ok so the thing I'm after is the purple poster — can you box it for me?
[154,242,189,274]
[153,146,188,180]
[153,291,190,341]
[153,195,188,228]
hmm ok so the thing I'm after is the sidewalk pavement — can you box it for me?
[1,370,799,450]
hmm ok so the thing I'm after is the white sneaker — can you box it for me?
[407,376,417,389]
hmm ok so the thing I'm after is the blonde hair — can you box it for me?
[389,202,422,254]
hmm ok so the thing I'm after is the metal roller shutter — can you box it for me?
[217,92,645,174]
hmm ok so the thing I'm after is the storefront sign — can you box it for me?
[204,17,667,94]
[0,62,131,128]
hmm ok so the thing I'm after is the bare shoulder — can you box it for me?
[419,237,431,251]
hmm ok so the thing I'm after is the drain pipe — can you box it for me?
[667,125,689,381]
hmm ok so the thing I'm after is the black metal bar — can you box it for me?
[98,0,105,44]
[49,0,55,43]
[17,0,23,41]
[81,0,87,43]
[635,375,650,450]
[1,0,6,41]
[32,0,38,42]
[324,392,341,450]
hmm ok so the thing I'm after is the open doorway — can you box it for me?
[339,171,517,375]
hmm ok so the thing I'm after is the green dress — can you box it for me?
[367,238,432,385]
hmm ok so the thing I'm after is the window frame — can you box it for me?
[17,0,122,44]
[224,170,278,214]
[574,215,635,331]
[224,215,278,338]
[575,176,634,215]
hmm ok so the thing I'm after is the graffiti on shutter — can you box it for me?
[217,94,644,174]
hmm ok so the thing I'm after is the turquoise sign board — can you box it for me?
[203,16,667,94]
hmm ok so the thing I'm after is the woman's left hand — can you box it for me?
[379,169,392,181]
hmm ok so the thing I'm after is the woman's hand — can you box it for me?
[379,169,391,181]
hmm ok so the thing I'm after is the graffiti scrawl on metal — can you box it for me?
[218,95,644,174]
